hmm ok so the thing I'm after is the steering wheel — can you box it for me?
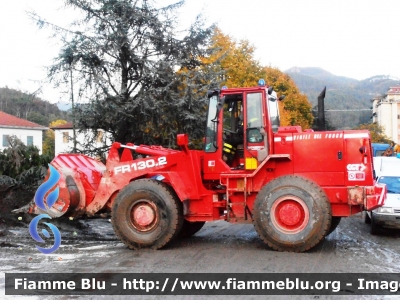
[223,128,237,134]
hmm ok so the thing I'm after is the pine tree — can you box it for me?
[30,0,220,153]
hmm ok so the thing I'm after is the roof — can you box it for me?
[372,143,389,150]
[0,111,47,130]
[51,123,106,131]
[387,86,400,95]
[373,156,400,177]
[51,122,74,130]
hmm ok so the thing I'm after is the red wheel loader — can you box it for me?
[22,81,386,252]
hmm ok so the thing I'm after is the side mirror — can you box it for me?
[177,134,189,153]
[207,89,220,98]
[279,95,286,101]
[268,90,278,102]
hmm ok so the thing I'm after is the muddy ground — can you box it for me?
[1,188,400,300]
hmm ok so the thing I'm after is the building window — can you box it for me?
[27,136,33,146]
[63,132,69,143]
[96,130,104,143]
[2,135,10,147]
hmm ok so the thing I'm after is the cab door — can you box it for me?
[244,92,268,170]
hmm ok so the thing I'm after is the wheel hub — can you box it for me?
[278,203,302,226]
[271,196,309,234]
[130,201,158,231]
[133,205,155,226]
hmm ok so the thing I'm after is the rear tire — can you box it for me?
[178,220,206,238]
[327,217,341,235]
[111,179,183,249]
[253,175,332,252]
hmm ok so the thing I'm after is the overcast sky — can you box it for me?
[1,0,399,103]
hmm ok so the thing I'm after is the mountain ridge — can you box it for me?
[284,67,400,129]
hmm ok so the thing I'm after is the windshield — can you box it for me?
[377,176,400,194]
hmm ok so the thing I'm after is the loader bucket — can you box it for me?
[16,154,106,218]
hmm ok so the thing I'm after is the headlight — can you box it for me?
[377,207,393,214]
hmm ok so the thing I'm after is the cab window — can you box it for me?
[246,93,263,143]
[204,95,218,152]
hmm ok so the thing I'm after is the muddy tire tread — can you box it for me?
[252,175,332,252]
[111,179,183,250]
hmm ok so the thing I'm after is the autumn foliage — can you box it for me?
[354,123,392,143]
[263,67,314,129]
[208,28,313,130]
[42,119,68,157]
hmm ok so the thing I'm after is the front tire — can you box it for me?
[178,220,206,238]
[111,179,183,249]
[253,175,332,252]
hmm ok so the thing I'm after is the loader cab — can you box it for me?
[203,81,280,179]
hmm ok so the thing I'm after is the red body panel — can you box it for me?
[28,86,386,224]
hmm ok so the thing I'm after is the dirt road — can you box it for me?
[1,214,400,299]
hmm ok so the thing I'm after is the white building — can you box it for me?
[371,86,400,143]
[0,111,47,153]
[52,122,112,156]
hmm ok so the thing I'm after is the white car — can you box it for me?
[365,157,400,233]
